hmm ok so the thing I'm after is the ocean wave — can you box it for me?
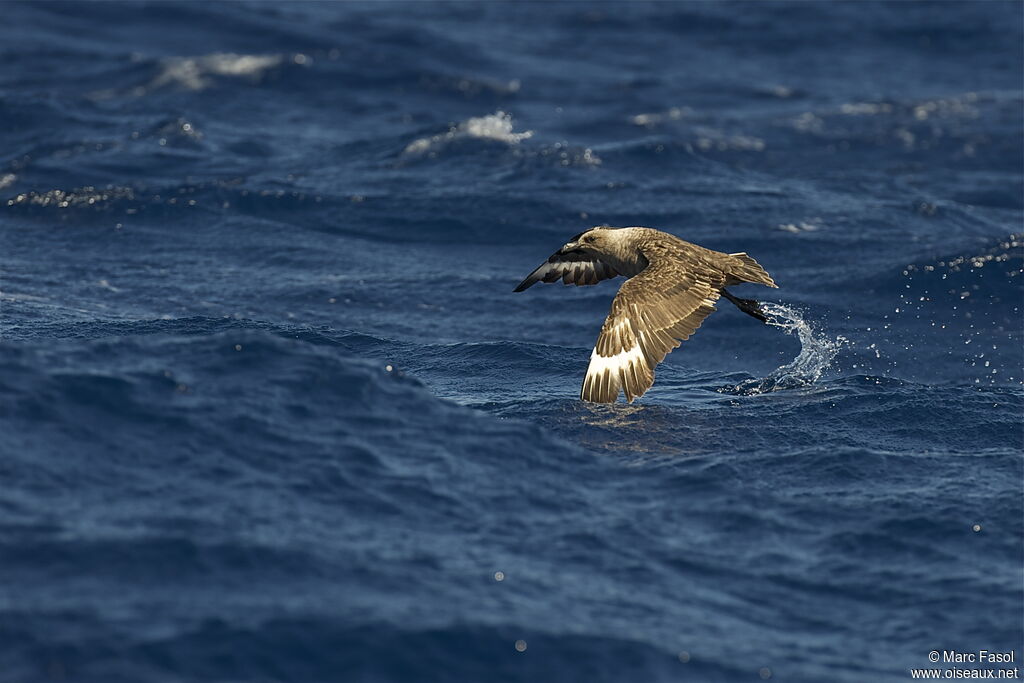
[417,73,523,98]
[86,52,299,99]
[629,106,691,127]
[508,374,1024,459]
[399,112,602,170]
[153,53,287,91]
[5,185,136,210]
[891,235,1023,385]
[783,90,1023,165]
[525,141,602,168]
[2,616,749,683]
[403,111,533,156]
[2,2,1021,680]
[0,326,591,475]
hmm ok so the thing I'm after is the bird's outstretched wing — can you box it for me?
[581,262,725,403]
[514,249,621,292]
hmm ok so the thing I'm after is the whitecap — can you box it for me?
[403,111,533,155]
[149,53,285,92]
[629,106,690,127]
[6,186,135,209]
[776,220,821,234]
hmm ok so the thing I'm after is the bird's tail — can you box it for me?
[729,252,777,288]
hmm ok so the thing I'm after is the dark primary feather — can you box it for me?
[513,249,621,292]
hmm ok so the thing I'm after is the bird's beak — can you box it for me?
[559,241,581,254]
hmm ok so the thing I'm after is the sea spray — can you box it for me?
[724,303,848,395]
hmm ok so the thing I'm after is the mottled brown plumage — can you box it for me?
[514,226,778,403]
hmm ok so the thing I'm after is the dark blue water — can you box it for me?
[2,2,1022,681]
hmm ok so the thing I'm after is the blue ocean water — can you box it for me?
[1,2,1022,681]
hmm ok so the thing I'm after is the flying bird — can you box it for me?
[514,226,778,403]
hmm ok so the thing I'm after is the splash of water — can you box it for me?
[725,303,847,395]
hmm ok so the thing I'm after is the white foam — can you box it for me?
[630,106,690,127]
[776,220,821,234]
[151,53,285,91]
[692,127,766,152]
[6,186,135,208]
[403,111,533,155]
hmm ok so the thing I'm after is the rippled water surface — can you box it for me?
[1,2,1022,682]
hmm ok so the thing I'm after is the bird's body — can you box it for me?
[514,227,778,403]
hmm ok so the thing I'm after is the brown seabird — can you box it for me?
[514,226,778,403]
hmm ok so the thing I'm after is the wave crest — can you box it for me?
[403,111,533,155]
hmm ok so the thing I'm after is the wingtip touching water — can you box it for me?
[514,226,779,403]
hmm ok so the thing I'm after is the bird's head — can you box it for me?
[559,227,619,256]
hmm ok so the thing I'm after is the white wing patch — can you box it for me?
[586,341,645,378]
[581,318,649,403]
[578,270,726,403]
